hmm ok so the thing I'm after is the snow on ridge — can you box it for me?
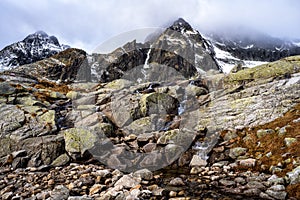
[211,43,268,74]
[243,60,268,68]
[241,44,254,49]
[213,45,239,61]
[293,42,300,47]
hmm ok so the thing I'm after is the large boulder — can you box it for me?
[63,128,97,159]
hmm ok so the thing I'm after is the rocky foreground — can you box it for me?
[0,45,300,200]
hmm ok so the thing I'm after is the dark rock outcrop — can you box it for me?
[8,48,90,82]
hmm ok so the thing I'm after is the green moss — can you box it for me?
[224,55,300,86]
[104,79,132,89]
[157,129,179,144]
[140,93,179,116]
[64,128,97,155]
[123,117,152,135]
[38,110,56,128]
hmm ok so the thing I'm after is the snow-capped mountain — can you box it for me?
[0,31,69,71]
[157,18,220,73]
[89,18,220,82]
[205,29,300,73]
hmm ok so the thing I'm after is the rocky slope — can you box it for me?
[0,19,300,199]
[0,52,300,199]
[0,31,69,71]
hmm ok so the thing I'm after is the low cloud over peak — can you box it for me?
[0,0,299,52]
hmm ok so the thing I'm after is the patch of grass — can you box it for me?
[32,79,70,94]
[221,103,300,198]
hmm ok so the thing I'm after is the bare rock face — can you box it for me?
[89,18,220,82]
[91,40,147,82]
[9,48,90,82]
[149,18,219,74]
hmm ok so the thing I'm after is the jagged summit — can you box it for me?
[169,18,194,33]
[0,31,69,71]
[23,31,60,47]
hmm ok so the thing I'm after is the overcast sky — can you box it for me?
[1,0,300,53]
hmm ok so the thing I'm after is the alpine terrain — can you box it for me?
[0,18,300,199]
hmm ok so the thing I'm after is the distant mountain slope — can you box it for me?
[205,28,300,72]
[0,31,69,71]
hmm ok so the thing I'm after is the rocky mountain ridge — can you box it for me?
[2,18,300,76]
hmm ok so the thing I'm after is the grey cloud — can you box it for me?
[0,0,299,52]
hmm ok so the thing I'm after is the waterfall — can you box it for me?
[138,46,152,83]
[143,47,152,69]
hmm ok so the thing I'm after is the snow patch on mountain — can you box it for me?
[293,42,300,47]
[212,42,267,73]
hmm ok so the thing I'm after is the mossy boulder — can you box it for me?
[122,117,153,135]
[63,128,98,159]
[140,93,179,116]
[257,129,275,139]
[50,91,66,99]
[229,147,248,159]
[38,110,56,132]
[66,91,79,99]
[51,153,70,167]
[224,55,300,86]
[186,84,208,97]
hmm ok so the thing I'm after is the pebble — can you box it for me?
[169,177,185,186]
[89,184,105,195]
[239,158,256,167]
[189,155,207,167]
[169,191,177,197]
[133,169,153,180]
[219,179,236,186]
[114,175,140,188]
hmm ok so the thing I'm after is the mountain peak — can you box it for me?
[0,31,69,70]
[23,31,60,46]
[34,30,49,37]
[169,18,193,33]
